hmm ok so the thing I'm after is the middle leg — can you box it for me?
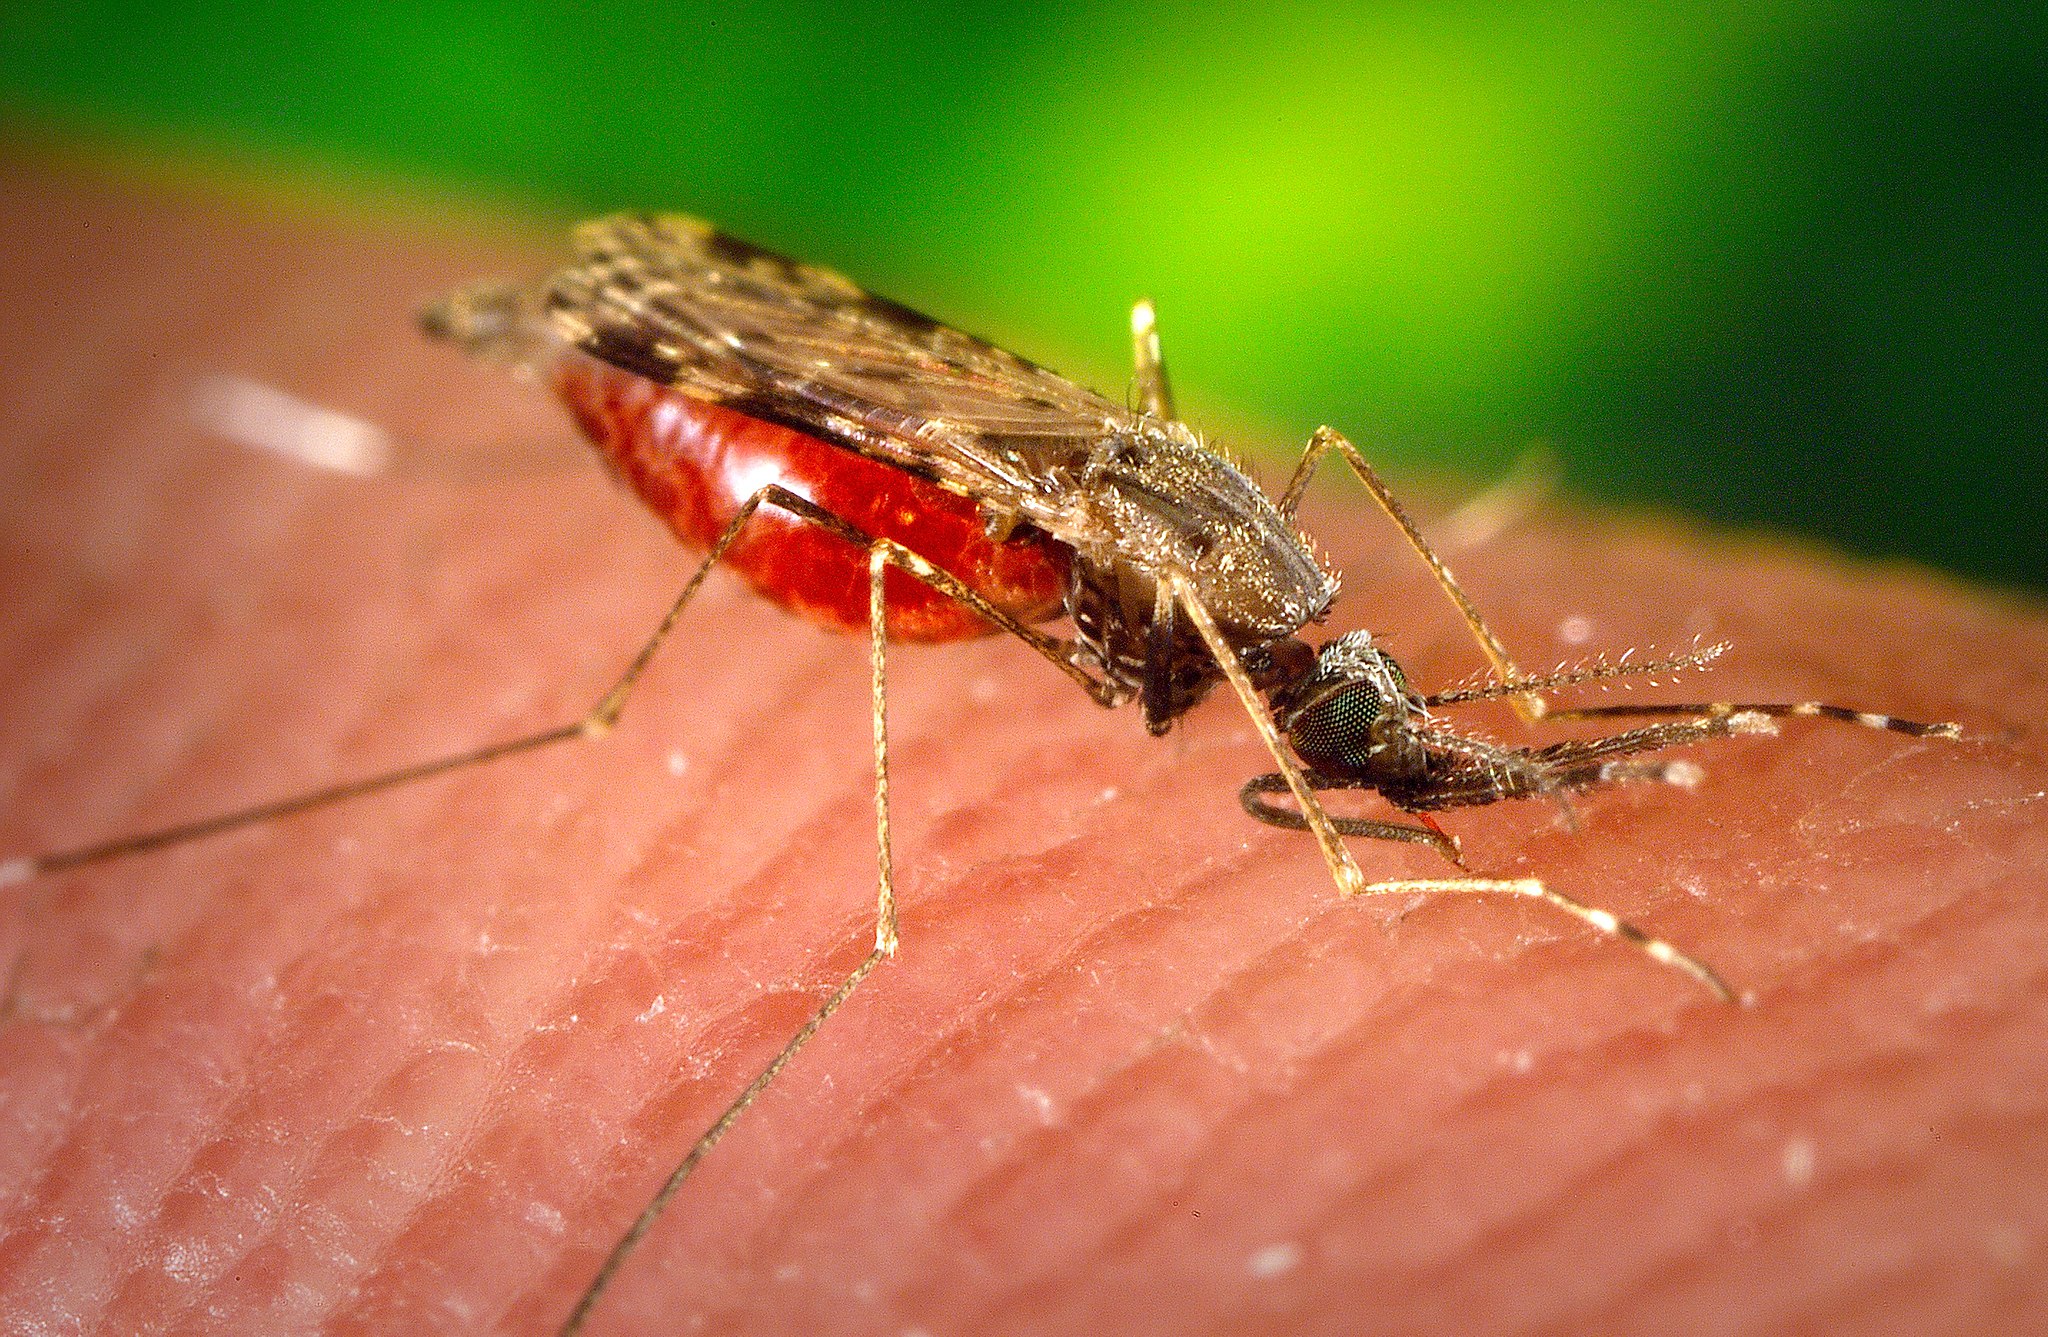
[560,524,1008,1333]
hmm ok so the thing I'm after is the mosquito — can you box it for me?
[3,214,1962,1335]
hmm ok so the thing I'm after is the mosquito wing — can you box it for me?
[542,214,1152,522]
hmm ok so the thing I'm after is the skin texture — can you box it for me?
[1,156,2045,1337]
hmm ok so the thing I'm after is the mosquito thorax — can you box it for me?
[1074,429,1335,645]
[1274,631,1427,779]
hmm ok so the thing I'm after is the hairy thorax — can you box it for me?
[1064,426,1336,702]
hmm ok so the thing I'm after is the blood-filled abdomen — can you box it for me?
[553,357,1071,642]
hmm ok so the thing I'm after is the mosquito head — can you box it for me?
[1266,630,1432,783]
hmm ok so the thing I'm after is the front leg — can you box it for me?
[1281,425,1546,722]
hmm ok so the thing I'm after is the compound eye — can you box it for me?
[1288,678,1392,773]
[1284,632,1407,774]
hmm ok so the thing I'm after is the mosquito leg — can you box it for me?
[1130,299,1176,420]
[865,545,902,956]
[1278,426,1545,723]
[0,494,779,1017]
[0,483,1124,890]
[1233,744,1728,997]
[1356,876,1735,1002]
[3,540,691,887]
[1167,571,1365,897]
[563,505,1166,1332]
[557,940,887,1336]
[1140,577,1180,735]
[1238,772,1463,864]
[564,520,1102,1331]
[559,541,909,1337]
[755,489,1129,708]
[1536,700,1963,741]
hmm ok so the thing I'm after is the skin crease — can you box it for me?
[1,158,2045,1337]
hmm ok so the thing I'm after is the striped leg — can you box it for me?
[1355,874,1734,1001]
[1232,764,1732,1002]
[1537,700,1962,741]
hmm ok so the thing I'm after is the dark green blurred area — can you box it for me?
[3,2,2041,591]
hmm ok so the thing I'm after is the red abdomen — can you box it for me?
[553,357,1071,641]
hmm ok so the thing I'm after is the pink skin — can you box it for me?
[1,158,2045,1337]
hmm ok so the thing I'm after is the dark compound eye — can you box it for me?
[1285,631,1410,773]
[1290,680,1391,771]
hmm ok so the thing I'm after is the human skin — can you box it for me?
[0,156,2044,1337]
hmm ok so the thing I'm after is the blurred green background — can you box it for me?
[2,2,2041,591]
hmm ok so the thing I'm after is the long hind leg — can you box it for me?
[2,489,1123,892]
[3,483,1122,1306]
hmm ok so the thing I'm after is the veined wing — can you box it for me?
[542,214,1151,518]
